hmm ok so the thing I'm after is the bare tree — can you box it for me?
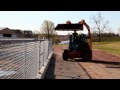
[40,20,60,44]
[90,13,109,42]
[118,27,120,36]
[108,27,113,42]
[92,30,98,37]
[40,20,57,40]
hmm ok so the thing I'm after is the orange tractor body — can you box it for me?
[55,20,92,61]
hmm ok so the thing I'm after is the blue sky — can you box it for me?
[0,11,119,35]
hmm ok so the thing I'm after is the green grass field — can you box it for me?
[92,36,120,42]
[93,41,120,57]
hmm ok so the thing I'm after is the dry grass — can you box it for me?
[93,41,120,57]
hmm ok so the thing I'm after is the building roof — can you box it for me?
[0,28,16,34]
[0,27,7,30]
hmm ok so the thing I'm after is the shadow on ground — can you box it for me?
[92,60,120,68]
[65,59,120,68]
[44,54,57,79]
[65,58,120,64]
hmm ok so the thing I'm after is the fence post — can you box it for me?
[49,38,52,55]
[43,40,45,66]
[39,40,41,70]
[48,40,49,57]
[24,41,27,79]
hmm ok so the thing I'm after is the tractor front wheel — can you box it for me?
[62,49,68,60]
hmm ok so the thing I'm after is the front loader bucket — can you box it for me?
[55,24,83,31]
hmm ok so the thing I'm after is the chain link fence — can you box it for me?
[0,39,52,79]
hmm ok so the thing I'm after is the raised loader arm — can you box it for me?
[79,20,92,49]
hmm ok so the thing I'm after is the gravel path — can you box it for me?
[45,45,120,79]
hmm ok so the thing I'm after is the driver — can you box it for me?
[72,29,78,39]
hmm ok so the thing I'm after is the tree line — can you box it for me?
[11,29,37,38]
[12,12,120,44]
[90,12,120,42]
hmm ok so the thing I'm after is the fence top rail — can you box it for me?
[0,38,51,42]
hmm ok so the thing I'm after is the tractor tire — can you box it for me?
[62,49,68,60]
[82,49,92,61]
[87,50,92,61]
[82,50,88,61]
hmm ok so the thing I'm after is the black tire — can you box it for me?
[62,49,68,60]
[87,50,92,61]
[82,50,86,61]
[82,49,92,61]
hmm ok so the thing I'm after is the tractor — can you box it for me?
[55,20,92,61]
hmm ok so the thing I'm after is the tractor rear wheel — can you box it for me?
[82,49,92,61]
[87,50,92,61]
[62,49,68,60]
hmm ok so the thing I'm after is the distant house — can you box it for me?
[11,29,23,37]
[0,28,17,38]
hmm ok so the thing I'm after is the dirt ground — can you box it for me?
[45,45,120,79]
